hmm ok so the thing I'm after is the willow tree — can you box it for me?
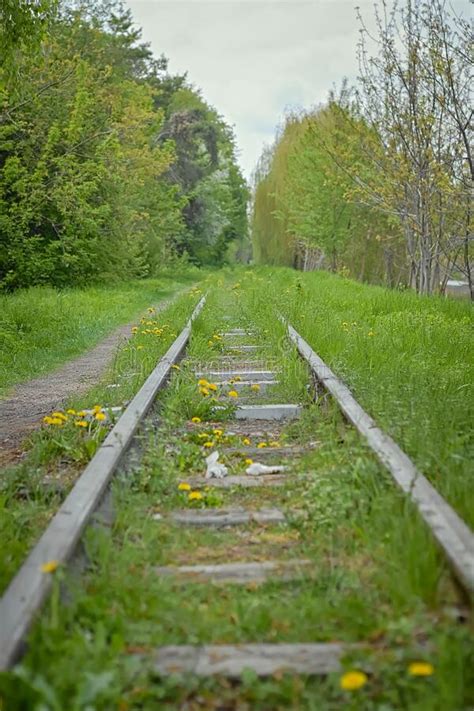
[251,102,402,283]
[251,139,294,267]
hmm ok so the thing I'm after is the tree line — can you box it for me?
[0,0,249,290]
[252,0,472,297]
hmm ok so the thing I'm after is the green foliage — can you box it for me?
[252,2,473,296]
[160,88,249,265]
[0,285,202,593]
[264,266,474,525]
[0,270,471,709]
[0,0,58,72]
[0,1,248,290]
[0,276,197,394]
[252,101,404,283]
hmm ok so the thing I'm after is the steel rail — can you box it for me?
[286,320,474,596]
[0,296,206,670]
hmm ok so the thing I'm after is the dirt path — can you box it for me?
[0,322,134,465]
[0,294,178,465]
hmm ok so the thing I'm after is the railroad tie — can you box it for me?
[194,370,278,381]
[209,379,280,391]
[236,404,302,420]
[154,559,312,585]
[149,324,321,678]
[153,507,287,527]
[148,643,349,677]
[179,474,293,489]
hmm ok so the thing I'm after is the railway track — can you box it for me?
[0,286,472,705]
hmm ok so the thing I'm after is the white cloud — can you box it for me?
[126,0,471,180]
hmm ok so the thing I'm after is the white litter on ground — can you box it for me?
[246,462,288,476]
[205,451,228,479]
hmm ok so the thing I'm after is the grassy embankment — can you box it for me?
[0,273,472,710]
[262,267,473,526]
[0,283,204,595]
[0,271,200,397]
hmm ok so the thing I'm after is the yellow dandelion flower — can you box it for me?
[77,410,86,417]
[74,420,88,428]
[131,326,139,333]
[198,379,209,387]
[213,429,223,437]
[228,390,238,398]
[147,307,155,313]
[178,482,191,491]
[50,417,64,426]
[208,340,214,347]
[257,442,267,449]
[41,560,59,574]
[200,387,210,397]
[234,376,242,382]
[198,433,209,439]
[408,662,434,677]
[208,383,218,391]
[43,416,54,425]
[269,441,280,447]
[171,364,180,370]
[92,405,102,414]
[203,441,214,448]
[66,409,76,415]
[95,412,107,421]
[191,416,202,423]
[188,491,203,501]
[251,384,260,392]
[52,412,67,420]
[245,458,253,466]
[242,438,251,446]
[340,670,368,691]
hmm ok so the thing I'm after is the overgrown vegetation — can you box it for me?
[0,0,248,290]
[261,267,473,525]
[0,274,471,709]
[0,283,203,594]
[252,0,473,297]
[0,271,198,394]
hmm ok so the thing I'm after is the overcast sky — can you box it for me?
[125,0,470,180]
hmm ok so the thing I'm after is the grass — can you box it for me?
[0,270,200,396]
[0,284,204,594]
[247,267,473,526]
[1,273,472,710]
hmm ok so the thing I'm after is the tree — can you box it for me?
[0,0,58,75]
[0,0,248,289]
[158,87,248,265]
[355,0,472,295]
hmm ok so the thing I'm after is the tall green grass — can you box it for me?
[251,267,473,525]
[0,286,203,594]
[2,274,470,710]
[0,274,199,396]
